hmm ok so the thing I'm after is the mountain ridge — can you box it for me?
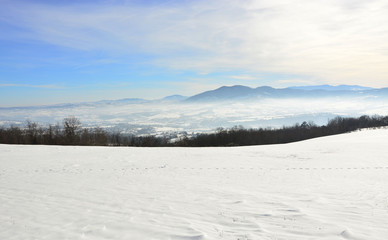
[1,85,386,108]
[185,84,383,102]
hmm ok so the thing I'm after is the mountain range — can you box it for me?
[1,85,388,109]
[185,85,388,102]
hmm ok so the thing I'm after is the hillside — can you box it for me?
[1,129,388,239]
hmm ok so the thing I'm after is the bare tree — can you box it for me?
[63,117,81,144]
[93,127,108,146]
[26,120,39,144]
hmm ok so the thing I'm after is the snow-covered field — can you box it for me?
[1,129,388,240]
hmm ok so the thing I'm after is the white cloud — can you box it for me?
[2,0,388,87]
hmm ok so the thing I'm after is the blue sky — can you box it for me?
[1,0,388,106]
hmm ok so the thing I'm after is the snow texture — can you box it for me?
[1,129,388,239]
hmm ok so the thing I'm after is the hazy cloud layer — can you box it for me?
[1,97,387,134]
[2,0,388,86]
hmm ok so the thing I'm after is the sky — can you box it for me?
[1,0,388,107]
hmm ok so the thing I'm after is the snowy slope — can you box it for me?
[1,129,388,239]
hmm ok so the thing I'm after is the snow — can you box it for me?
[1,129,388,239]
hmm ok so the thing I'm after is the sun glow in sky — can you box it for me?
[1,0,388,106]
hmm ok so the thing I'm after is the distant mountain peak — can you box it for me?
[161,95,188,101]
[219,85,251,89]
[186,85,257,102]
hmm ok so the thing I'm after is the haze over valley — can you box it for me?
[1,85,388,135]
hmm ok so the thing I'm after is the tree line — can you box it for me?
[0,117,108,146]
[0,115,387,147]
[178,115,388,147]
